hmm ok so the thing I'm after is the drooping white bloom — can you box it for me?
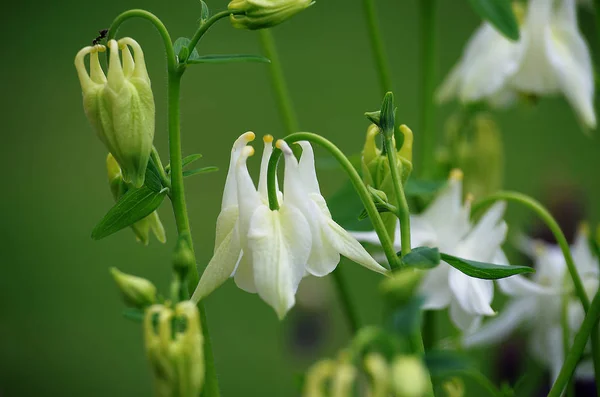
[279,140,388,277]
[438,0,596,129]
[193,134,385,318]
[352,170,508,332]
[463,227,599,383]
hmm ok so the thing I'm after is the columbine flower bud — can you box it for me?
[110,267,157,308]
[391,356,429,397]
[144,302,205,397]
[75,38,155,188]
[228,0,314,30]
[173,235,196,277]
[106,154,166,245]
[361,124,413,239]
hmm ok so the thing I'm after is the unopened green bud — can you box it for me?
[75,38,155,188]
[379,269,423,306]
[106,153,166,245]
[364,353,390,397]
[110,267,156,308]
[442,377,465,397]
[144,302,205,397]
[173,236,196,276]
[331,352,356,397]
[228,0,314,30]
[391,356,429,397]
[303,359,336,397]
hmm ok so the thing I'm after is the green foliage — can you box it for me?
[389,296,424,337]
[424,350,474,378]
[440,253,534,279]
[173,37,201,63]
[400,247,440,269]
[183,166,219,177]
[380,92,396,139]
[92,186,169,240]
[199,0,210,24]
[187,54,271,64]
[467,0,519,41]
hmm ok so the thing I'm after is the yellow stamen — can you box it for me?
[263,134,273,143]
[449,169,463,181]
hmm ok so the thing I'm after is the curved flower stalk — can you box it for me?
[353,170,509,332]
[464,227,599,383]
[438,0,595,129]
[75,38,155,187]
[193,133,385,318]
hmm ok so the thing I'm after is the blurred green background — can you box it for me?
[2,0,600,396]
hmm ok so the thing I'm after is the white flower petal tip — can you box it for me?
[234,131,256,147]
[239,145,255,160]
[263,134,274,144]
[276,139,293,154]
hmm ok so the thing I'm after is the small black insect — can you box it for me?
[92,29,109,46]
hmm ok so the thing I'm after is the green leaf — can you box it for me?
[425,350,474,377]
[380,92,396,139]
[358,203,393,221]
[467,0,520,41]
[187,54,271,64]
[389,295,424,336]
[183,166,219,177]
[182,153,203,168]
[401,247,440,269]
[404,179,446,198]
[122,307,144,323]
[173,37,200,63]
[144,162,162,192]
[199,0,210,24]
[440,253,534,280]
[92,187,168,240]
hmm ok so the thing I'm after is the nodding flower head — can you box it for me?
[75,37,155,188]
[228,0,314,30]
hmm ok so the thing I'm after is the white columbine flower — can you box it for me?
[193,133,385,318]
[353,170,508,332]
[437,0,595,129]
[463,227,599,383]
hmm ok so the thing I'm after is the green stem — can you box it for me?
[560,279,574,397]
[259,30,299,135]
[548,291,600,397]
[361,0,393,95]
[151,147,171,189]
[187,10,241,56]
[383,136,411,255]
[168,72,220,397]
[472,192,589,310]
[266,132,400,270]
[473,191,600,392]
[417,0,438,177]
[107,9,177,73]
[422,311,436,350]
[332,267,360,334]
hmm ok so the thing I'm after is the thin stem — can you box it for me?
[383,136,411,255]
[409,326,435,397]
[472,192,589,310]
[259,30,299,135]
[548,291,600,397]
[422,311,436,350]
[361,0,393,95]
[107,9,177,73]
[560,280,575,397]
[187,10,241,57]
[151,147,171,189]
[417,0,438,177]
[168,72,220,396]
[266,132,401,270]
[332,267,360,334]
[592,328,600,397]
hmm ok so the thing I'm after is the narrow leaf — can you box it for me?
[467,0,520,41]
[380,93,395,139]
[92,187,168,240]
[144,163,162,192]
[187,54,271,64]
[199,0,210,24]
[440,253,534,280]
[401,247,440,269]
[183,166,219,177]
[182,153,204,168]
[173,37,201,63]
[358,203,392,221]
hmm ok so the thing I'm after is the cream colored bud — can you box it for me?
[364,353,390,397]
[110,267,156,308]
[229,0,314,30]
[391,356,429,397]
[331,357,357,397]
[303,359,336,397]
[75,38,155,188]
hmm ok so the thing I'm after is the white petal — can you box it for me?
[222,132,255,209]
[258,136,279,203]
[214,207,239,251]
[571,228,599,277]
[547,1,596,128]
[436,62,463,103]
[448,267,495,316]
[449,299,483,333]
[458,202,507,262]
[546,325,565,384]
[418,265,452,310]
[297,141,321,195]
[349,230,383,246]
[233,253,257,293]
[248,205,312,319]
[192,224,242,301]
[463,298,536,348]
[235,146,262,243]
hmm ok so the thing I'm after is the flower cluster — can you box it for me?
[192,133,387,318]
[438,0,595,129]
